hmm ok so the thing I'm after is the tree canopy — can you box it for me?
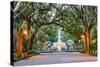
[11,1,97,52]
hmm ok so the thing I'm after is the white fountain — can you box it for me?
[52,28,67,51]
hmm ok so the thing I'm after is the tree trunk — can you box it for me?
[85,30,90,54]
[30,26,41,49]
[16,34,23,55]
[27,39,30,50]
[16,16,29,56]
[29,27,38,51]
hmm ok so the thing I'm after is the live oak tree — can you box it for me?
[74,5,97,53]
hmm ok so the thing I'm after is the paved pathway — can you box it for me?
[14,52,97,66]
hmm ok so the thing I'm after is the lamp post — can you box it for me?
[80,34,85,52]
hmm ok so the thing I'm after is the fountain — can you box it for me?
[58,28,61,43]
[52,28,67,51]
[43,28,76,52]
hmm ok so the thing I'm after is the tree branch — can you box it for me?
[13,1,21,12]
[88,18,97,30]
[14,3,29,18]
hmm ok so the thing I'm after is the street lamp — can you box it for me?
[80,35,85,41]
[23,29,27,36]
[92,40,96,43]
[81,35,85,39]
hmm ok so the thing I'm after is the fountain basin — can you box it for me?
[52,42,67,51]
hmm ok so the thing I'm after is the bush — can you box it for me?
[13,52,22,61]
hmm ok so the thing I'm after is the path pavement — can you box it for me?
[14,52,97,66]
